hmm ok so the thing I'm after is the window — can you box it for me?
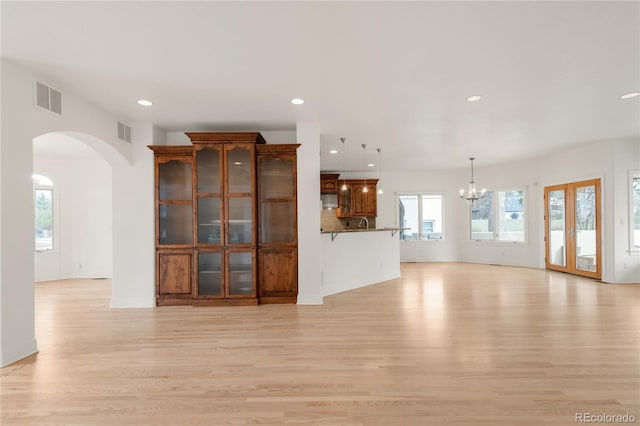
[631,172,640,250]
[398,194,444,240]
[471,189,525,242]
[33,174,54,251]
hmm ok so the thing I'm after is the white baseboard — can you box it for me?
[110,297,155,309]
[296,293,324,305]
[1,338,38,368]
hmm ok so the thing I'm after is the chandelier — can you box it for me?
[459,157,486,206]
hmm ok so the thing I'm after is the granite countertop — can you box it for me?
[321,227,408,234]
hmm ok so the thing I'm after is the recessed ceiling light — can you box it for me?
[137,99,153,106]
[368,163,375,167]
[620,92,640,99]
[234,161,242,165]
[466,95,482,102]
[290,98,304,105]
[329,150,338,154]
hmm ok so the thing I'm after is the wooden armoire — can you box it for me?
[149,132,299,306]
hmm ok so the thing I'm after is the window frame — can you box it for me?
[469,187,528,244]
[396,192,446,242]
[630,170,640,253]
[33,175,55,253]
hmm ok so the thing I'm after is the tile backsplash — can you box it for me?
[320,208,376,231]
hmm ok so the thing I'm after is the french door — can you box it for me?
[544,179,601,279]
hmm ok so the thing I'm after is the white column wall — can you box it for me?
[296,122,323,304]
[612,139,640,283]
[110,124,158,308]
[0,60,39,366]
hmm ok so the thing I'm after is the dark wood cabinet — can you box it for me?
[158,250,192,296]
[320,173,340,194]
[256,144,300,304]
[151,132,298,307]
[337,179,378,218]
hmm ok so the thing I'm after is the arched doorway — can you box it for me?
[33,132,114,285]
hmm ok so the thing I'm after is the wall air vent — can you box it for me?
[34,81,63,115]
[117,121,132,143]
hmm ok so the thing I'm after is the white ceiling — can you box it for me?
[3,1,639,171]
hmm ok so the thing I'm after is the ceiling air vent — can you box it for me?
[34,81,62,115]
[117,121,132,143]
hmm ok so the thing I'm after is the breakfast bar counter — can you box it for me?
[320,228,404,297]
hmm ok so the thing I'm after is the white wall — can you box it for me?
[0,60,38,367]
[612,139,640,283]
[456,157,541,268]
[0,58,142,367]
[296,123,323,304]
[347,169,460,263]
[33,157,113,281]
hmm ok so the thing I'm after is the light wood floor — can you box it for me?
[1,263,639,425]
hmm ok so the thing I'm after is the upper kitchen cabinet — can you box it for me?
[320,173,340,194]
[337,179,378,218]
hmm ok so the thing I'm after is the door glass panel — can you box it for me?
[228,252,253,295]
[575,185,597,272]
[260,202,294,243]
[159,160,192,200]
[198,252,222,296]
[227,147,251,193]
[260,157,293,198]
[228,197,252,244]
[159,204,192,245]
[548,189,566,267]
[196,147,220,194]
[198,197,222,244]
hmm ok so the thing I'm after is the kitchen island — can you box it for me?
[321,228,404,297]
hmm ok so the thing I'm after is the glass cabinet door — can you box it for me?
[259,157,293,199]
[260,202,294,243]
[196,147,221,194]
[227,146,252,193]
[159,160,192,201]
[159,204,193,245]
[198,252,222,296]
[228,251,253,296]
[259,155,295,244]
[228,197,253,244]
[197,198,222,244]
[158,158,193,245]
[338,182,351,216]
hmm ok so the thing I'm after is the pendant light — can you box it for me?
[459,157,486,206]
[361,144,368,192]
[376,148,383,195]
[340,137,348,191]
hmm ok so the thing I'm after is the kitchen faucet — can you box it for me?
[358,217,369,229]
